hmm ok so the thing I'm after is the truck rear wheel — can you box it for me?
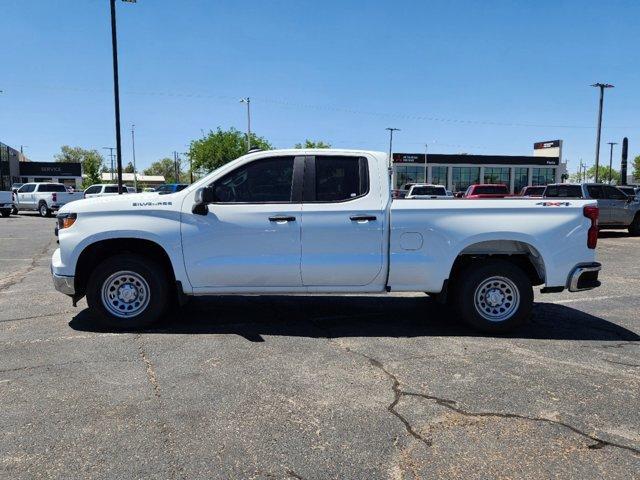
[38,202,51,217]
[0,209,10,218]
[86,254,168,329]
[454,259,533,333]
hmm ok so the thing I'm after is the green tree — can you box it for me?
[632,155,640,183]
[54,145,104,188]
[294,139,331,149]
[586,165,621,184]
[124,162,135,173]
[188,127,272,174]
[144,158,179,184]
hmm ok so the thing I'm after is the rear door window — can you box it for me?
[586,185,604,199]
[104,186,119,193]
[85,186,101,194]
[473,185,508,194]
[312,156,368,202]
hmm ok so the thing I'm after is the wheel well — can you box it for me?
[450,241,545,287]
[75,238,176,298]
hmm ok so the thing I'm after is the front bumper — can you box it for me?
[52,273,75,295]
[567,262,601,292]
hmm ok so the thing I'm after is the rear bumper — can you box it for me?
[567,262,601,292]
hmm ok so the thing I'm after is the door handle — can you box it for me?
[268,215,296,222]
[350,215,377,222]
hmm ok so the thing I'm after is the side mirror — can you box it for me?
[192,186,215,215]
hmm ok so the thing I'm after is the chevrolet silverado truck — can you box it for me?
[51,149,602,333]
[15,182,84,217]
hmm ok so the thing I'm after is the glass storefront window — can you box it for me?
[395,165,426,189]
[451,167,480,193]
[483,167,510,185]
[431,166,448,186]
[514,168,528,193]
[532,168,555,186]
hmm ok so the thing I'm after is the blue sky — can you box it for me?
[1,0,639,173]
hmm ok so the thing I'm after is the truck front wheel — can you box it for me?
[454,259,533,333]
[86,254,168,329]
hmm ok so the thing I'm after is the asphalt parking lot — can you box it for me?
[1,213,639,479]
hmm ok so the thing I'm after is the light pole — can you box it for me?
[591,83,614,183]
[110,0,137,194]
[131,124,137,191]
[0,90,4,190]
[385,127,400,187]
[607,142,617,183]
[103,147,115,181]
[240,97,251,152]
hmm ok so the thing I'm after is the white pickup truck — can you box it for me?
[0,191,14,217]
[51,149,601,332]
[15,182,84,217]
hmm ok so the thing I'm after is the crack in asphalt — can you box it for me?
[0,310,75,324]
[603,359,640,368]
[135,334,183,479]
[0,238,55,293]
[333,341,640,456]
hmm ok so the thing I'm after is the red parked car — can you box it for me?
[463,184,511,199]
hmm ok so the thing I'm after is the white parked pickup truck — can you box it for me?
[0,191,14,217]
[16,183,84,217]
[51,149,602,332]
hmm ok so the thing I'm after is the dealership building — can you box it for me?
[392,140,567,194]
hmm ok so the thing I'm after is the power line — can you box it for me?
[10,83,639,130]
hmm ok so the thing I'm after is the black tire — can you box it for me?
[454,259,533,334]
[86,254,168,329]
[0,209,9,218]
[38,202,51,218]
[628,214,640,236]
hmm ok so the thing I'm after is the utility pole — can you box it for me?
[239,97,251,152]
[591,83,614,183]
[385,127,400,188]
[173,151,180,183]
[109,0,137,194]
[131,124,137,191]
[0,90,4,190]
[103,147,115,181]
[424,144,428,184]
[607,142,618,183]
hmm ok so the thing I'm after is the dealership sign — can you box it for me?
[19,161,81,177]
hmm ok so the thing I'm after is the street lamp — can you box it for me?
[109,0,137,194]
[607,141,618,183]
[591,83,614,183]
[239,97,251,152]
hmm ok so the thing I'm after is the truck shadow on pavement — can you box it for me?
[69,295,640,342]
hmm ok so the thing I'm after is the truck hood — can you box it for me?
[57,192,180,215]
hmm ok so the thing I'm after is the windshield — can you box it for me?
[410,186,447,196]
[545,185,583,198]
[473,185,508,194]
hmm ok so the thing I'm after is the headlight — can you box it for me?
[57,213,77,230]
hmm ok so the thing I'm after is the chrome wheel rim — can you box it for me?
[101,271,150,319]
[474,276,520,322]
[40,205,47,216]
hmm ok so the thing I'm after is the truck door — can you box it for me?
[181,155,304,288]
[585,185,609,224]
[300,155,385,286]
[17,184,35,209]
[603,185,632,225]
